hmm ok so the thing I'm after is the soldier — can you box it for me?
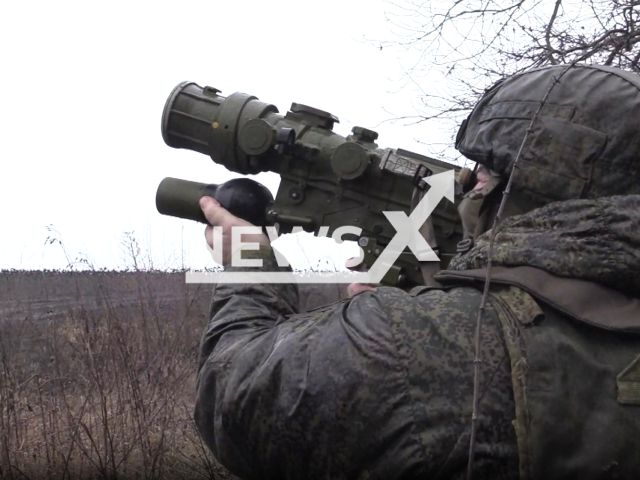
[194,64,640,479]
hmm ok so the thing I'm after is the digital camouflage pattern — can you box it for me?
[441,194,640,479]
[487,281,640,480]
[448,195,640,297]
[456,64,640,206]
[195,191,640,479]
[195,248,519,480]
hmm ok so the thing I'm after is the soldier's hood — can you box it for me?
[447,195,640,297]
[455,65,640,205]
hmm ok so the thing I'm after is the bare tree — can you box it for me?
[377,0,640,157]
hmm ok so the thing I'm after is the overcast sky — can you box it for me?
[1,0,455,271]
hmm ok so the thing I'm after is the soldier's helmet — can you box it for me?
[455,64,640,206]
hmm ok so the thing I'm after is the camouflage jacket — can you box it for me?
[438,195,640,479]
[194,266,517,476]
[195,195,640,480]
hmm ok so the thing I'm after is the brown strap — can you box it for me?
[489,287,540,480]
[435,266,640,332]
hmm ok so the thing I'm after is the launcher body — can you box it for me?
[158,82,467,286]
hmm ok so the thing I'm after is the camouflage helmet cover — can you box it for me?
[455,64,640,205]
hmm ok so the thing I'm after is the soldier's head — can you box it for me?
[454,64,640,240]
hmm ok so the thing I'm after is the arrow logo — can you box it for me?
[367,170,455,283]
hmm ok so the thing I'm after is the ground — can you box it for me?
[0,271,345,480]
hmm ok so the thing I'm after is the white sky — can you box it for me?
[0,0,454,271]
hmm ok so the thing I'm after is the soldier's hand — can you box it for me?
[347,283,376,297]
[345,257,377,297]
[199,196,270,266]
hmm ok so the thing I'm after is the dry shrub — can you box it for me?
[0,272,236,480]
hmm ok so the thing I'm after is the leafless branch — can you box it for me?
[374,0,640,159]
[545,0,563,64]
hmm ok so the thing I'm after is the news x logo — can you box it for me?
[186,170,454,284]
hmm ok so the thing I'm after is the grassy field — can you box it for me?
[0,271,345,480]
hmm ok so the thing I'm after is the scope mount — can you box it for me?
[286,103,339,130]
